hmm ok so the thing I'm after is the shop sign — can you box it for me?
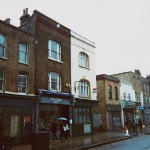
[137,106,144,110]
[40,97,70,105]
[49,98,63,104]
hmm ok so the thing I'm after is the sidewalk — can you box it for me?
[12,126,150,150]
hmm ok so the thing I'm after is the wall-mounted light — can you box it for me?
[35,40,38,45]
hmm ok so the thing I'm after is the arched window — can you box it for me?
[108,85,112,99]
[0,33,6,58]
[48,40,61,61]
[48,72,61,91]
[79,52,89,68]
[114,87,118,100]
[79,80,90,97]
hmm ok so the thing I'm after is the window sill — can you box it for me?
[48,58,63,64]
[0,57,8,60]
[79,65,90,70]
[78,95,91,99]
[19,61,30,66]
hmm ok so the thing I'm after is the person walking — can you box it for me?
[63,122,69,143]
[58,121,69,143]
[138,118,143,132]
[50,120,58,142]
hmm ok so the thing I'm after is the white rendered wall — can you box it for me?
[71,31,97,100]
[120,81,135,102]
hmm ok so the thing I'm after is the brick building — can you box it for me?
[19,9,73,131]
[0,19,36,140]
[112,70,144,124]
[96,74,121,131]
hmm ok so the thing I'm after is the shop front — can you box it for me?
[107,104,122,131]
[0,93,35,142]
[72,98,98,137]
[37,90,73,132]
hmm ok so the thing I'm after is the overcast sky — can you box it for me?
[1,0,150,77]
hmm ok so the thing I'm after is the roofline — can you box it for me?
[0,20,35,38]
[96,74,120,83]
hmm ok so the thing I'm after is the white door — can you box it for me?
[10,115,19,137]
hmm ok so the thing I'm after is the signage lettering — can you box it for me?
[49,98,63,104]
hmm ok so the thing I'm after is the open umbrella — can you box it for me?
[58,117,67,121]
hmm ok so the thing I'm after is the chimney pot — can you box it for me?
[26,8,28,14]
[23,9,26,15]
[4,18,10,24]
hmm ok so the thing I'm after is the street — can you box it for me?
[89,134,150,150]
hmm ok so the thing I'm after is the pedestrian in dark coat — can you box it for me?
[50,120,58,142]
[138,118,143,132]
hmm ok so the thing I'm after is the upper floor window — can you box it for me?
[48,72,61,91]
[48,40,61,61]
[0,67,5,91]
[79,80,90,97]
[135,92,137,101]
[128,94,131,100]
[114,87,118,100]
[133,76,136,84]
[79,52,89,68]
[19,42,29,64]
[18,74,27,93]
[123,93,126,100]
[0,33,6,58]
[108,85,112,99]
[137,78,140,86]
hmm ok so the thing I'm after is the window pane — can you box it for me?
[0,34,5,44]
[83,108,86,123]
[73,108,78,124]
[19,44,27,52]
[79,108,83,123]
[87,108,91,122]
[51,51,57,59]
[0,68,4,79]
[0,80,2,90]
[0,46,4,57]
[51,41,57,52]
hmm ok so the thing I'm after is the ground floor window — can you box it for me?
[73,107,91,124]
[108,111,121,130]
[0,106,32,139]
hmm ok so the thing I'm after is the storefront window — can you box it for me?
[79,108,83,123]
[73,108,78,124]
[73,107,91,124]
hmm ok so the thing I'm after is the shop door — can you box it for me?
[60,105,69,121]
[10,115,20,137]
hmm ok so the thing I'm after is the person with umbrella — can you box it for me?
[58,117,69,143]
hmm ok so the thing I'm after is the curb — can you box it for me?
[74,137,131,150]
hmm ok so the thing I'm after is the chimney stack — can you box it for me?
[4,18,11,24]
[20,8,30,26]
[135,69,141,75]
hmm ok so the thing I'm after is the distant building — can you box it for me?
[112,70,147,124]
[143,75,150,125]
[96,74,121,131]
